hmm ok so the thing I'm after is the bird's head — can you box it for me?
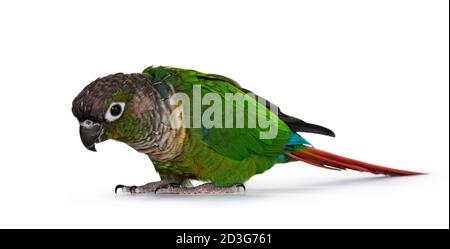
[72,73,157,151]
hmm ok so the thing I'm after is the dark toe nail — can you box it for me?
[236,184,246,191]
[154,186,163,194]
[130,186,137,194]
[115,185,124,195]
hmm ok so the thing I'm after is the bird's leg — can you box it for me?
[115,181,165,194]
[155,183,246,195]
[115,174,193,194]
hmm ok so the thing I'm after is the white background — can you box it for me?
[0,0,448,228]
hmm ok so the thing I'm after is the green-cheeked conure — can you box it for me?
[72,66,422,194]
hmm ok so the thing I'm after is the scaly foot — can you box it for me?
[154,183,246,195]
[115,181,165,194]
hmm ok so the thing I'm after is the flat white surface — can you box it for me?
[0,0,448,228]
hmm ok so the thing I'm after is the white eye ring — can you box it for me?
[105,102,125,122]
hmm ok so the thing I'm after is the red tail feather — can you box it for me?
[287,146,422,176]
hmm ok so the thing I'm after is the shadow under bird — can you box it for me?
[72,66,422,194]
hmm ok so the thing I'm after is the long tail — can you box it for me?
[287,146,422,176]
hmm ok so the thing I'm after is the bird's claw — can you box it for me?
[115,184,124,195]
[116,182,245,195]
[235,183,246,191]
[114,184,137,194]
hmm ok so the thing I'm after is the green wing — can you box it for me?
[143,66,292,185]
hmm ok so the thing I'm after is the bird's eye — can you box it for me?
[105,102,125,122]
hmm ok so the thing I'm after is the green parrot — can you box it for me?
[72,66,421,194]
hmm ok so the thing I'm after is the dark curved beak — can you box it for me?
[79,120,105,152]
